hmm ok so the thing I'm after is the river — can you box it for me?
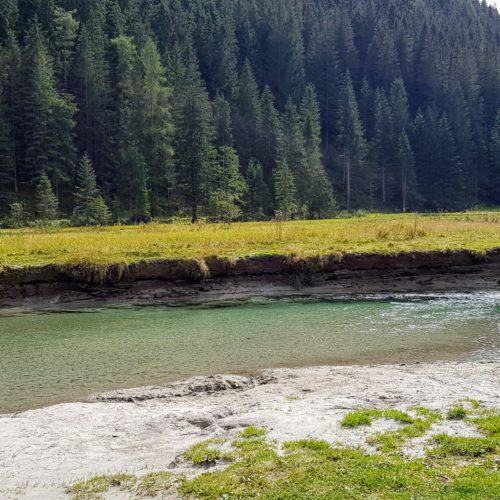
[0,292,499,413]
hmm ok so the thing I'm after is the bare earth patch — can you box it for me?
[0,361,498,498]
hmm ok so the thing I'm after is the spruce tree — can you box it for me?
[489,109,500,204]
[0,0,18,44]
[245,159,270,220]
[307,12,340,153]
[433,114,465,210]
[112,35,149,219]
[233,60,261,167]
[337,72,367,209]
[279,98,307,208]
[213,94,233,148]
[204,146,247,222]
[74,7,114,190]
[172,47,214,223]
[53,7,79,90]
[300,84,334,218]
[0,83,15,212]
[73,154,111,226]
[397,131,417,213]
[257,85,281,182]
[21,20,76,194]
[138,38,174,216]
[35,173,58,221]
[273,160,297,219]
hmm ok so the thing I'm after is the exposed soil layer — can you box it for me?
[1,249,500,309]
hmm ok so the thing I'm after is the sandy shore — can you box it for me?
[1,361,499,498]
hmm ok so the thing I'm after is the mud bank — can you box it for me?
[1,249,500,309]
[0,362,498,498]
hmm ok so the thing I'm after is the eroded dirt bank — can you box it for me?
[0,362,498,498]
[1,249,500,310]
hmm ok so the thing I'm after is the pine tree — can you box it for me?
[233,60,261,167]
[257,85,281,182]
[359,79,374,140]
[432,114,465,210]
[53,7,79,90]
[264,0,305,104]
[35,173,58,221]
[74,6,114,191]
[397,131,416,213]
[112,35,149,219]
[410,109,432,206]
[307,12,340,153]
[489,109,500,204]
[273,160,296,219]
[21,20,76,194]
[204,146,247,222]
[279,97,307,208]
[138,38,174,216]
[0,82,15,212]
[245,159,270,220]
[213,94,233,147]
[0,0,18,44]
[300,83,334,218]
[372,88,393,205]
[337,72,367,209]
[389,79,410,135]
[72,154,111,226]
[172,47,214,223]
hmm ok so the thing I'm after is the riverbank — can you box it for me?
[2,249,500,310]
[1,362,498,498]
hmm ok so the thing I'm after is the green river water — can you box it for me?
[0,293,499,413]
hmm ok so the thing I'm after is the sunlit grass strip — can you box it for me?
[1,212,500,268]
[341,409,415,428]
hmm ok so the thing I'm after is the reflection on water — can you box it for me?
[0,292,499,413]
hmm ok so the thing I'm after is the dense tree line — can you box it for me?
[1,0,500,225]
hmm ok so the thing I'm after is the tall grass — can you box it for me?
[0,212,499,267]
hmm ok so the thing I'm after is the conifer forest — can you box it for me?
[1,0,500,225]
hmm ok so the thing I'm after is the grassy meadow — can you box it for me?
[1,212,500,268]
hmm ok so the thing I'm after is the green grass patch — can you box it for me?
[68,415,500,500]
[135,471,175,497]
[181,439,500,499]
[368,408,442,452]
[429,434,498,457]
[239,426,268,438]
[184,438,234,466]
[447,405,467,420]
[341,408,414,428]
[67,474,136,499]
[1,212,500,268]
[472,412,500,438]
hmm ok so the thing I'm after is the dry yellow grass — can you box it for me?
[1,212,499,268]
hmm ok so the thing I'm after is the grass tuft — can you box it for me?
[341,408,414,428]
[429,434,498,457]
[472,412,500,438]
[67,474,136,499]
[239,426,267,439]
[447,405,467,420]
[368,408,442,452]
[184,438,234,466]
[136,471,175,497]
